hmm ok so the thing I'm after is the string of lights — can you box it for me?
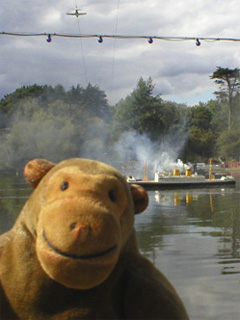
[1,31,240,46]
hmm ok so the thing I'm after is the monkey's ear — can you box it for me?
[130,184,149,214]
[24,159,55,188]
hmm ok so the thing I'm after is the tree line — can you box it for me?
[0,67,240,170]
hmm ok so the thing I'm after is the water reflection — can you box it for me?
[135,186,240,320]
[136,188,240,274]
[0,174,31,234]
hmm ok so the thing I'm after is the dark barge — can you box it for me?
[127,172,236,190]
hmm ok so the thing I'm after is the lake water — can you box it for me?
[0,174,240,320]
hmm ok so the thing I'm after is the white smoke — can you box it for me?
[114,128,189,178]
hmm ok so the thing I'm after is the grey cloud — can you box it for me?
[1,0,240,104]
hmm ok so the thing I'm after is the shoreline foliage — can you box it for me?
[1,68,240,170]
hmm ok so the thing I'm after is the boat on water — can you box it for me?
[127,168,236,189]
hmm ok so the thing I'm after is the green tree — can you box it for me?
[184,105,216,161]
[210,67,240,130]
[80,84,110,119]
[67,85,84,105]
[0,108,78,169]
[0,83,115,169]
[191,104,213,130]
[0,85,46,114]
[217,128,240,161]
[113,77,166,140]
[205,99,228,135]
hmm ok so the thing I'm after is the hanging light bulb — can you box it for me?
[46,34,52,43]
[148,37,153,44]
[195,38,201,46]
[98,36,103,43]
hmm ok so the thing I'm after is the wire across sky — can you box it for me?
[1,31,240,45]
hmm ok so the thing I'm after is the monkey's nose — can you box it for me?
[70,223,92,242]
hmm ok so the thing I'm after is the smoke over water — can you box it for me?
[114,127,189,179]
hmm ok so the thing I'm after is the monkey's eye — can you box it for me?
[61,181,69,191]
[108,189,117,202]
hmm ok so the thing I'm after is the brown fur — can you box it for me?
[0,158,189,319]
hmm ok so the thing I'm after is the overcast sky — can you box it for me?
[1,0,240,105]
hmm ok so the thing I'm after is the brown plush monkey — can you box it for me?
[0,158,189,320]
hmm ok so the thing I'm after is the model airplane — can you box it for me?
[66,9,87,17]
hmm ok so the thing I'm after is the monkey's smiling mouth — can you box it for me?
[42,230,117,260]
